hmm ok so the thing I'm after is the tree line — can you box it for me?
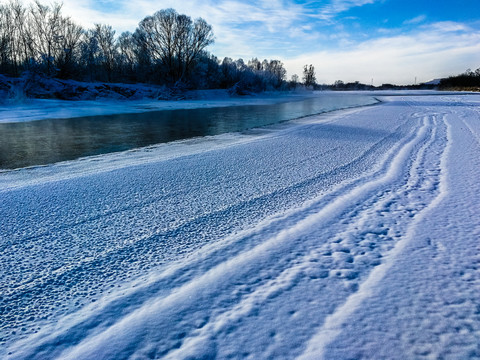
[0,1,317,92]
[439,68,480,90]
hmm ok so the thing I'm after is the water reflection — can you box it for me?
[0,94,377,169]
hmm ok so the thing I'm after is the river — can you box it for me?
[0,93,377,169]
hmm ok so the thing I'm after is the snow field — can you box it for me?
[1,94,480,359]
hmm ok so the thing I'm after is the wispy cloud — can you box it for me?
[428,21,470,32]
[403,14,427,25]
[313,0,378,21]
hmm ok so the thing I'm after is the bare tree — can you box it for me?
[0,3,14,72]
[0,1,298,93]
[184,18,214,77]
[79,28,100,81]
[136,8,214,83]
[0,1,32,75]
[303,64,316,88]
[29,1,64,75]
[290,74,299,89]
[92,24,117,81]
[118,31,137,77]
[56,17,83,78]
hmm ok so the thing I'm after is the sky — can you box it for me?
[11,0,480,85]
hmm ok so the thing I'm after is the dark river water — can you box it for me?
[0,93,377,169]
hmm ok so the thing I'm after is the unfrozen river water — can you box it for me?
[0,93,377,169]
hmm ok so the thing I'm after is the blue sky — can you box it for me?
[18,0,480,84]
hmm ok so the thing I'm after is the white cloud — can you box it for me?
[284,22,480,85]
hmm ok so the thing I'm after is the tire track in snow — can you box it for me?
[2,103,420,359]
[161,113,443,359]
[19,109,432,360]
[298,113,451,360]
[1,109,414,348]
[461,115,480,147]
[163,115,443,360]
[3,109,418,359]
[6,99,449,360]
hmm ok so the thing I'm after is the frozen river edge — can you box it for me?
[0,91,320,124]
[1,93,480,359]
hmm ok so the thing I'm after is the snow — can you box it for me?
[1,93,480,359]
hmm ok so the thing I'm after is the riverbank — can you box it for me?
[0,74,318,123]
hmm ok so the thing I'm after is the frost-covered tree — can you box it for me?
[266,59,286,87]
[220,57,238,87]
[0,1,296,93]
[248,58,262,71]
[334,80,344,88]
[188,52,221,89]
[439,66,480,89]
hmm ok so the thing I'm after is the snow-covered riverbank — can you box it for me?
[1,94,480,359]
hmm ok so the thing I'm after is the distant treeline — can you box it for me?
[439,68,480,90]
[0,1,300,92]
[323,80,436,91]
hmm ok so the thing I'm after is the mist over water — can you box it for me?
[0,94,377,169]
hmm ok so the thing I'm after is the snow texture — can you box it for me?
[1,94,480,359]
